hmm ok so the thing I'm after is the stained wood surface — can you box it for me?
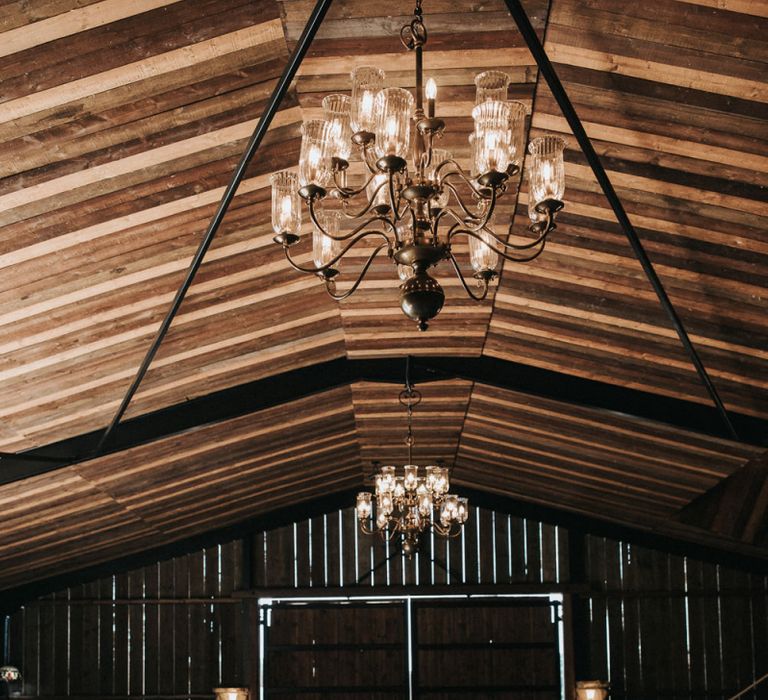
[0,0,766,592]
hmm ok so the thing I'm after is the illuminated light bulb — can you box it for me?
[393,480,405,499]
[469,227,499,274]
[270,171,300,236]
[379,493,393,515]
[419,492,432,517]
[356,492,372,519]
[374,87,414,158]
[471,100,512,174]
[367,172,390,212]
[528,135,566,210]
[350,66,385,133]
[377,512,388,529]
[425,77,437,117]
[322,93,352,160]
[278,196,292,231]
[380,466,396,493]
[312,210,342,269]
[404,465,419,491]
[457,497,469,524]
[299,119,332,187]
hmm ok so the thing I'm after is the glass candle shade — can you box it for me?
[472,100,512,174]
[356,492,372,519]
[575,681,610,700]
[322,94,352,160]
[469,228,500,273]
[434,467,449,494]
[418,491,433,517]
[398,263,414,281]
[299,119,333,187]
[374,87,414,159]
[425,148,452,207]
[350,66,385,133]
[443,494,459,519]
[270,171,301,236]
[376,511,388,528]
[474,70,510,104]
[456,497,469,524]
[378,492,394,516]
[379,466,396,493]
[312,210,343,269]
[403,464,419,491]
[367,172,390,211]
[528,135,566,208]
[214,689,249,700]
[507,101,527,169]
[393,479,405,499]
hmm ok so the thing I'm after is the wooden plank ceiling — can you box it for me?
[0,0,766,589]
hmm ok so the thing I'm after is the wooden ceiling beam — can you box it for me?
[1,355,765,487]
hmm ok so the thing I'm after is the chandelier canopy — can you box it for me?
[355,371,468,557]
[271,0,566,330]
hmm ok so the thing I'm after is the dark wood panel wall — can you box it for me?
[5,507,766,699]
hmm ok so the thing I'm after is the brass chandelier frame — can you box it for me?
[355,361,468,557]
[272,0,565,331]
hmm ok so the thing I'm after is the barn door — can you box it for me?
[412,597,562,699]
[261,599,407,698]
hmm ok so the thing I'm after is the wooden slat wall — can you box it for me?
[7,506,766,699]
[583,536,768,700]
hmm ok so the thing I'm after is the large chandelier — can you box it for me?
[355,377,468,557]
[270,1,566,330]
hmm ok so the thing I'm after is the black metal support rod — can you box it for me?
[502,0,738,440]
[94,0,335,455]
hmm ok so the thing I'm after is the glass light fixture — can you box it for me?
[474,69,510,104]
[273,2,566,331]
[312,210,342,270]
[528,135,566,209]
[469,227,500,275]
[270,171,301,239]
[367,171,390,214]
[425,148,452,207]
[472,100,512,175]
[374,87,414,160]
[356,492,372,519]
[214,689,249,700]
[355,369,468,556]
[350,66,385,134]
[322,94,352,160]
[575,681,610,700]
[298,119,332,188]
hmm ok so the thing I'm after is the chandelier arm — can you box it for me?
[438,162,493,199]
[496,222,550,250]
[340,179,394,221]
[308,196,397,241]
[323,241,390,301]
[449,227,548,264]
[441,182,498,231]
[282,230,392,276]
[447,251,491,301]
[332,169,379,200]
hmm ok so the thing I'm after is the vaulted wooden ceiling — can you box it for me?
[0,0,766,595]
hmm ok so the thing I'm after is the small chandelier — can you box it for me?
[355,373,468,557]
[271,0,566,330]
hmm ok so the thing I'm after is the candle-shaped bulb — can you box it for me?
[425,77,437,118]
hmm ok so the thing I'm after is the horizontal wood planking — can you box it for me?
[453,383,761,525]
[486,0,768,421]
